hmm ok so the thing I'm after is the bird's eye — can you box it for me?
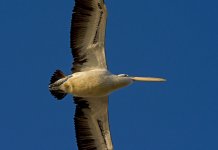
[118,74,129,77]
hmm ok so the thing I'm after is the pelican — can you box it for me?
[49,0,165,149]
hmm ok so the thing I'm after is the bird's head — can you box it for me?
[117,73,166,82]
[117,74,129,77]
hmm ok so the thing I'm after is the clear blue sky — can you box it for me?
[1,0,218,149]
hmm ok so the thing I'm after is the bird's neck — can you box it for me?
[110,76,133,91]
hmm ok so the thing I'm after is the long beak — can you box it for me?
[131,77,166,82]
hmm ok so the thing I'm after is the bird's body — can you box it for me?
[48,0,165,149]
[59,69,133,97]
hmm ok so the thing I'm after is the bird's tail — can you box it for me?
[49,70,67,100]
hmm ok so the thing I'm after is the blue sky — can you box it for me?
[1,0,218,149]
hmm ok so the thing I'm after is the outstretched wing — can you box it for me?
[74,96,113,150]
[71,0,107,73]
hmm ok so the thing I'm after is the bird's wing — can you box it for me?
[71,0,107,73]
[74,96,113,150]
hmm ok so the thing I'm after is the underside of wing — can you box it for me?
[71,0,108,73]
[74,96,113,150]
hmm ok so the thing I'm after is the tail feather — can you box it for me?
[50,90,67,100]
[49,70,67,100]
[50,70,65,85]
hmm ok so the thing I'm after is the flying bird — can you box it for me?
[49,0,165,149]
